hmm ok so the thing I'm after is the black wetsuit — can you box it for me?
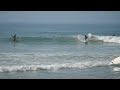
[84,35,88,40]
[13,34,16,41]
[113,34,115,36]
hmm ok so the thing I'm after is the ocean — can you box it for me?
[0,23,120,79]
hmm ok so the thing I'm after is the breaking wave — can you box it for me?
[0,62,108,72]
[1,33,120,44]
[75,33,120,44]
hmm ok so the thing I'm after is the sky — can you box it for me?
[0,11,120,24]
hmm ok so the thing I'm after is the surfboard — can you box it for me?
[83,39,88,43]
[109,57,120,65]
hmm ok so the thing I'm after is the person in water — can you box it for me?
[113,34,115,36]
[84,35,88,41]
[13,34,16,42]
[84,35,88,45]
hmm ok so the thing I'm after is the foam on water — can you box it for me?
[112,67,120,72]
[0,61,108,72]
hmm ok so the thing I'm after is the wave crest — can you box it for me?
[75,33,120,44]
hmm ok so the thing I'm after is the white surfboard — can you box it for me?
[109,57,120,65]
[83,39,88,42]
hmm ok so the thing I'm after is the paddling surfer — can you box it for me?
[84,35,88,41]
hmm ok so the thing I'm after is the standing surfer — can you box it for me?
[84,35,88,45]
[84,35,88,41]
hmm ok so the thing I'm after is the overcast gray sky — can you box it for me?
[0,11,120,24]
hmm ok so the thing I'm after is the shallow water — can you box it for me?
[0,23,120,79]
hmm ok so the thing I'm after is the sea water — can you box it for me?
[0,23,120,79]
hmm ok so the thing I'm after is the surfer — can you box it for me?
[84,35,88,41]
[12,34,17,42]
[113,34,115,36]
[84,35,88,45]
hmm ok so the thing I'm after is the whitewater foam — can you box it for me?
[75,33,120,44]
[112,67,120,72]
[0,61,107,72]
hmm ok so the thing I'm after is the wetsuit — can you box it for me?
[84,35,88,40]
[13,34,16,41]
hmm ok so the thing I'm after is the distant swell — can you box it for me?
[0,62,107,72]
[0,36,76,43]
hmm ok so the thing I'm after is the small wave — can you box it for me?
[75,33,120,44]
[0,62,107,72]
[1,33,120,44]
[0,36,76,43]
